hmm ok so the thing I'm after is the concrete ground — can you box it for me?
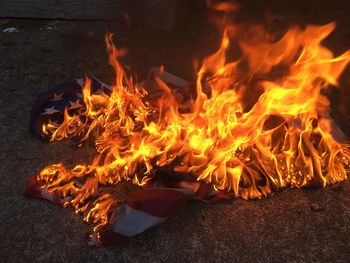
[1,1,350,262]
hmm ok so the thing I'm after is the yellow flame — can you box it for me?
[38,22,350,232]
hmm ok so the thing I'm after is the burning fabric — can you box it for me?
[26,22,350,246]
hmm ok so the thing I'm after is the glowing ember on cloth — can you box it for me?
[26,22,350,246]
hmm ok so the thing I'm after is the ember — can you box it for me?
[27,20,350,245]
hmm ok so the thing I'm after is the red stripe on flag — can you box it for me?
[25,172,230,246]
[91,225,126,246]
[25,174,68,206]
[125,188,191,218]
[24,174,42,199]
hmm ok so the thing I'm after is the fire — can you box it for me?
[38,22,350,234]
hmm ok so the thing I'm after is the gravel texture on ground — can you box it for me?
[1,1,350,261]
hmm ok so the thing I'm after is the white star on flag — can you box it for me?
[76,78,84,87]
[93,77,112,91]
[50,92,64,101]
[68,99,83,110]
[41,106,60,115]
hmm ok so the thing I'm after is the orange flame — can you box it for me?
[206,0,239,13]
[39,22,350,233]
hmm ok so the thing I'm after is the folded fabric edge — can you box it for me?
[24,174,230,246]
[24,174,69,205]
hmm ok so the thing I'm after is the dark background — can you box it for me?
[0,0,350,262]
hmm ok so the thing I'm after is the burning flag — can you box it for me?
[26,22,350,246]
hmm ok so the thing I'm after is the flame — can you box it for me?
[39,22,350,234]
